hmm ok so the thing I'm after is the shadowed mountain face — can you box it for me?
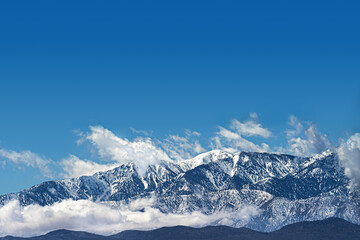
[1,218,360,240]
[0,150,359,232]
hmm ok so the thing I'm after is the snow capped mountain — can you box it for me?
[0,150,359,231]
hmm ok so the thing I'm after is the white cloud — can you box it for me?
[160,130,205,161]
[218,127,241,140]
[0,149,53,178]
[72,126,207,177]
[230,119,271,138]
[285,123,331,157]
[0,198,260,237]
[80,126,171,175]
[60,155,119,178]
[337,133,360,187]
[210,114,271,153]
[211,127,270,153]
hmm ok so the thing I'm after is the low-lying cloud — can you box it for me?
[0,198,260,237]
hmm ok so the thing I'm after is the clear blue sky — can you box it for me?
[0,0,359,194]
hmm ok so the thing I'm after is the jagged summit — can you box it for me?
[0,150,358,231]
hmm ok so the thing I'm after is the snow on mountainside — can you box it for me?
[0,150,359,231]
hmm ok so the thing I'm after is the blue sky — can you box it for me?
[0,0,359,194]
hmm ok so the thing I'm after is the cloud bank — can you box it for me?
[0,198,260,237]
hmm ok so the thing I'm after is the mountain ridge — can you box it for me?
[1,218,360,240]
[0,150,359,232]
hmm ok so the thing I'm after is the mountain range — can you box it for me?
[1,150,359,232]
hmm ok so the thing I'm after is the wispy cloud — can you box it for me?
[130,127,151,136]
[282,116,331,156]
[160,130,205,161]
[210,113,271,153]
[286,115,304,138]
[0,149,53,178]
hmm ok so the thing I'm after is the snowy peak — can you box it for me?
[177,150,233,171]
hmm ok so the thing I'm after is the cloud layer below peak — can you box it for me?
[0,198,260,237]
